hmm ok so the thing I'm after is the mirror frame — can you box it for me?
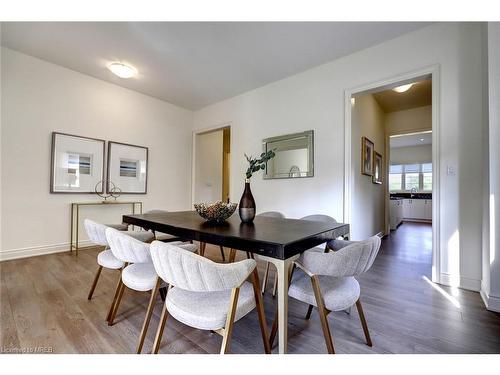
[262,130,314,179]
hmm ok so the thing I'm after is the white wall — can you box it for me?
[351,94,385,239]
[194,130,223,203]
[390,144,432,165]
[481,22,500,311]
[385,105,432,134]
[0,47,193,260]
[193,23,485,291]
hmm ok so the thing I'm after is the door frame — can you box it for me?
[343,64,441,283]
[191,123,232,206]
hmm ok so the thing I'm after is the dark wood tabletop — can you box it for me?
[122,211,349,260]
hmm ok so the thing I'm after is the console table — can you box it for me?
[70,201,143,255]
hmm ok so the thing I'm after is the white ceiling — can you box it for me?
[390,132,432,149]
[1,22,432,110]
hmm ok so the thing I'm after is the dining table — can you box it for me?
[122,210,350,354]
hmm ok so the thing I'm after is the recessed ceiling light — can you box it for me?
[393,83,414,93]
[107,62,137,78]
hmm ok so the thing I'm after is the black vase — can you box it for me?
[239,179,256,223]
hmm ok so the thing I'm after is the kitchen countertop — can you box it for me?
[390,193,432,200]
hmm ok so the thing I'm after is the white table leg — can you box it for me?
[258,254,297,354]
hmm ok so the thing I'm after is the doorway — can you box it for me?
[344,66,440,283]
[193,126,231,204]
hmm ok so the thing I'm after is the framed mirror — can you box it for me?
[262,130,314,179]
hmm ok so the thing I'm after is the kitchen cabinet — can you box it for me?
[390,199,403,230]
[424,199,432,220]
[403,198,432,221]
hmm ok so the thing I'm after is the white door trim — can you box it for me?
[191,123,232,207]
[343,64,441,284]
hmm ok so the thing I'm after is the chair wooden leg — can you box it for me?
[87,265,103,300]
[269,308,278,349]
[228,249,237,263]
[305,304,314,320]
[220,287,240,354]
[250,268,271,354]
[108,281,126,326]
[137,278,161,354]
[311,275,335,354]
[199,242,206,257]
[355,299,372,347]
[219,246,226,262]
[106,271,124,322]
[261,262,270,295]
[152,301,169,354]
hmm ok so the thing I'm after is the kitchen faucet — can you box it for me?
[410,187,417,198]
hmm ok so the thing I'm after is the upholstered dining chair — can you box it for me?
[84,219,154,301]
[263,214,337,298]
[301,214,339,251]
[271,236,382,353]
[148,240,271,354]
[105,228,197,353]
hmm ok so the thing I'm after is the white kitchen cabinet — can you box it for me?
[390,199,403,230]
[403,199,411,218]
[402,198,432,221]
[424,199,432,220]
[412,199,426,219]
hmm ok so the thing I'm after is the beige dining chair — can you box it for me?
[84,219,154,301]
[271,236,381,353]
[105,227,197,353]
[148,240,271,354]
[264,214,337,298]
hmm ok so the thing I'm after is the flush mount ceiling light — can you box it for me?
[107,62,137,78]
[393,83,414,93]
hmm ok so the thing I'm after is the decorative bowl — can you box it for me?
[194,201,237,223]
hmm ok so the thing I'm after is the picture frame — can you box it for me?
[372,151,383,184]
[361,136,374,176]
[107,141,148,194]
[50,132,105,193]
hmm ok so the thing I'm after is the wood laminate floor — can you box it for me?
[1,222,499,354]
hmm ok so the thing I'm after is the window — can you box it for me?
[405,173,419,190]
[389,163,432,192]
[389,173,402,191]
[422,163,432,191]
[389,165,402,191]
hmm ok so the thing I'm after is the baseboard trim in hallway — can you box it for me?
[440,273,481,292]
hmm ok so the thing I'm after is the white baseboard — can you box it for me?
[0,240,92,261]
[440,272,481,292]
[480,289,500,312]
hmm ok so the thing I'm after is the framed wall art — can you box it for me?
[50,132,105,193]
[107,141,148,194]
[372,151,383,184]
[361,136,374,176]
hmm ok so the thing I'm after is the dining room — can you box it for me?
[1,3,500,374]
